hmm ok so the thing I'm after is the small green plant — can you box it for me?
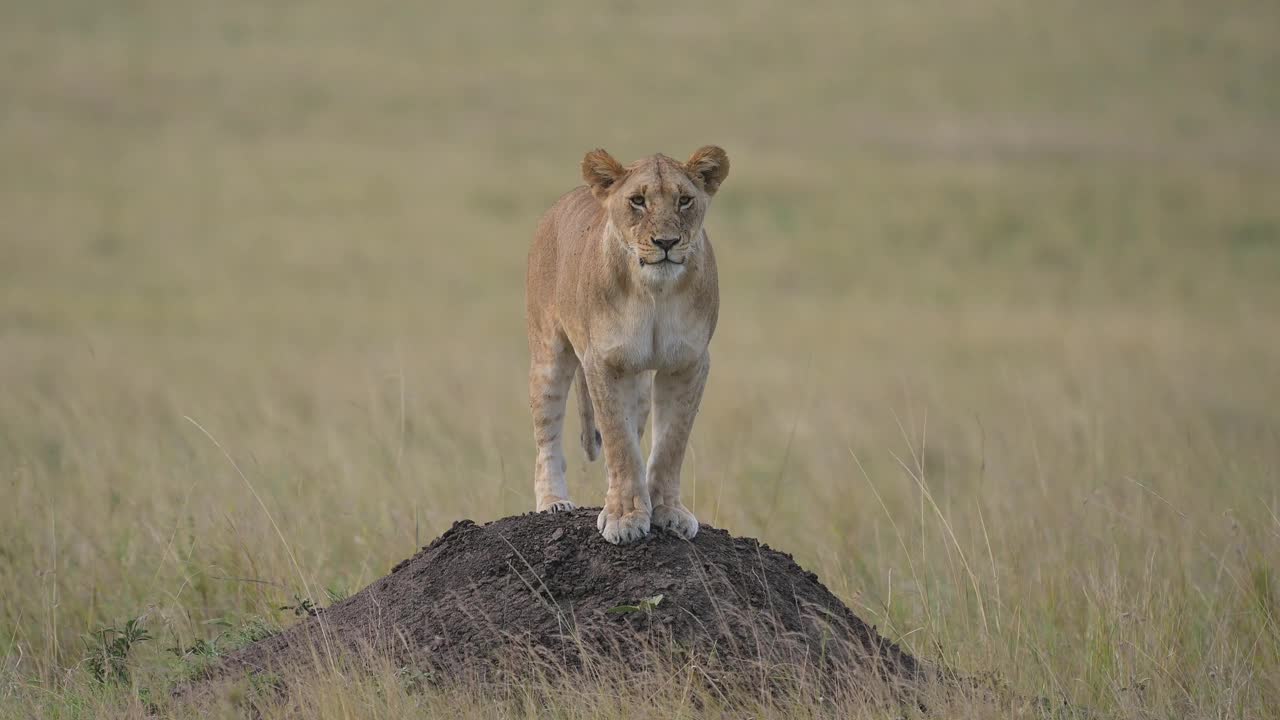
[232,616,280,646]
[606,594,664,616]
[395,665,436,694]
[169,616,281,682]
[82,616,151,685]
[324,582,350,604]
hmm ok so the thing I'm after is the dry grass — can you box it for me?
[2,0,1279,717]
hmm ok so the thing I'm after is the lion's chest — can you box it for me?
[593,291,710,373]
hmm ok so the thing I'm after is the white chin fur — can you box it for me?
[638,260,685,288]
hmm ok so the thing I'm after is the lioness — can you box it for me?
[525,146,729,544]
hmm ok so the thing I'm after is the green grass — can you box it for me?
[1,0,1278,716]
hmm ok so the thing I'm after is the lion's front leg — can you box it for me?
[582,362,651,544]
[648,353,709,539]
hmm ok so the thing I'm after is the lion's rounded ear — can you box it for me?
[685,146,730,195]
[582,149,626,200]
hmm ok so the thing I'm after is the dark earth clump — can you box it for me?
[199,509,926,698]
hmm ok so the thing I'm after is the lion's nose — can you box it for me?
[652,237,679,251]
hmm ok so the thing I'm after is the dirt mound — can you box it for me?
[203,509,924,697]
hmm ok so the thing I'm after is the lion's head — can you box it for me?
[581,146,729,272]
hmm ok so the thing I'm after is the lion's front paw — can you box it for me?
[597,508,650,544]
[538,499,576,513]
[651,503,699,539]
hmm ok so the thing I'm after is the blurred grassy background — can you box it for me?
[2,0,1278,716]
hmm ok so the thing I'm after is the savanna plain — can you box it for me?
[2,1,1279,717]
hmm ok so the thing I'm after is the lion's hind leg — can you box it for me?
[633,370,653,444]
[576,366,601,462]
[530,339,578,512]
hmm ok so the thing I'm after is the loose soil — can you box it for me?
[200,509,925,698]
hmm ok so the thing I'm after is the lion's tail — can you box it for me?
[576,367,601,461]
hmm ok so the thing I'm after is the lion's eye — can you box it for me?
[629,195,646,208]
[678,196,694,209]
